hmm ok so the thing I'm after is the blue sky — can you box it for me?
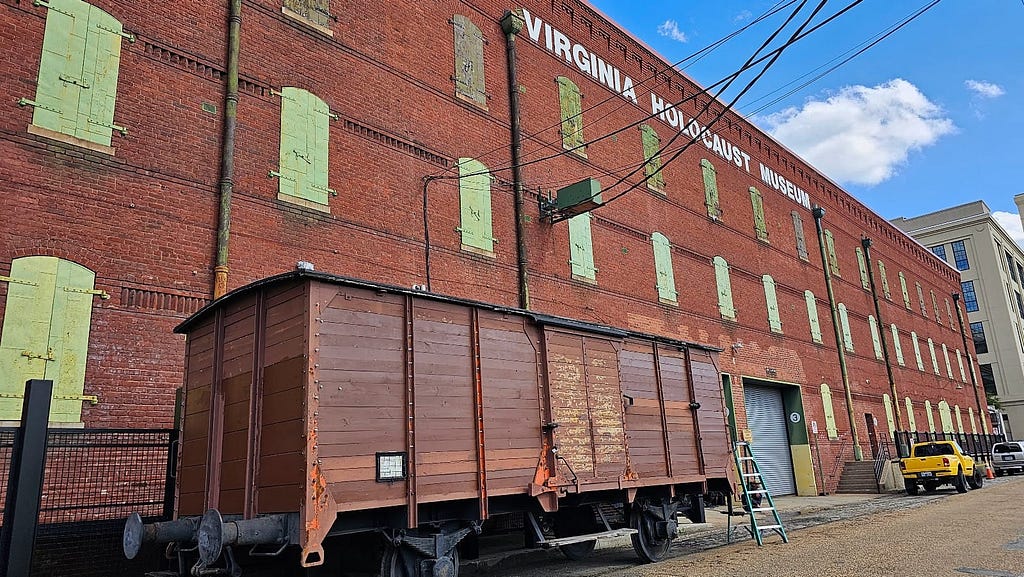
[587,0,1024,242]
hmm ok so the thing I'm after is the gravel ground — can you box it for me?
[467,476,1024,577]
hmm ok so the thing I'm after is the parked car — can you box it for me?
[991,441,1024,476]
[899,440,982,495]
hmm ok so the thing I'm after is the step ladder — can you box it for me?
[727,441,788,546]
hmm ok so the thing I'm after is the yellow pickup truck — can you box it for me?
[899,440,984,495]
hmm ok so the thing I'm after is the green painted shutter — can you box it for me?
[891,324,904,366]
[945,299,953,328]
[916,283,927,316]
[805,290,822,344]
[878,260,890,299]
[701,159,721,219]
[911,331,924,371]
[308,92,333,204]
[927,338,939,375]
[0,256,95,422]
[869,315,882,360]
[955,406,964,434]
[76,4,124,146]
[820,384,838,439]
[31,0,85,136]
[941,343,953,379]
[924,400,935,433]
[838,303,853,352]
[453,15,486,107]
[968,407,977,434]
[882,394,895,440]
[749,187,768,242]
[651,232,676,302]
[284,0,332,27]
[568,212,595,280]
[792,211,808,260]
[640,125,665,191]
[899,272,911,310]
[956,349,966,382]
[457,158,494,253]
[557,76,585,156]
[824,230,839,277]
[905,397,916,431]
[930,290,940,324]
[856,247,869,289]
[762,275,781,333]
[938,401,953,434]
[277,87,332,206]
[713,256,734,320]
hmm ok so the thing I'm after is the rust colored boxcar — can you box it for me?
[124,271,733,576]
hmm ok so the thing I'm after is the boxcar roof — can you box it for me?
[176,270,720,353]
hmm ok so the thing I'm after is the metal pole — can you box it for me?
[860,238,905,456]
[501,9,531,310]
[0,380,53,577]
[953,293,988,433]
[213,0,242,299]
[811,206,863,461]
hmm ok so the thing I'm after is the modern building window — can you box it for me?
[856,247,869,290]
[899,272,911,310]
[568,212,596,281]
[1016,291,1024,319]
[838,303,853,352]
[951,240,969,270]
[274,87,335,210]
[878,260,891,300]
[762,275,782,333]
[970,322,988,354]
[979,363,996,396]
[1008,251,1018,281]
[961,281,979,312]
[792,211,808,260]
[640,125,665,192]
[891,324,904,366]
[651,232,677,303]
[22,0,130,151]
[868,316,883,360]
[1017,263,1024,285]
[805,290,822,344]
[453,15,487,108]
[714,256,735,320]
[701,159,721,220]
[750,187,769,242]
[457,158,495,254]
[930,245,947,261]
[557,76,585,156]
[825,230,840,277]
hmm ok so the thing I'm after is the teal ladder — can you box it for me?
[729,441,788,545]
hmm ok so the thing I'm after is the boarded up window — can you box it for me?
[905,397,917,431]
[26,0,128,148]
[640,124,665,191]
[568,212,596,281]
[878,260,891,300]
[931,290,941,324]
[956,349,966,382]
[762,275,781,333]
[856,247,869,289]
[968,407,977,434]
[820,383,838,439]
[838,303,853,352]
[714,256,735,320]
[652,232,677,302]
[917,283,927,316]
[938,401,953,433]
[792,211,808,260]
[891,324,904,366]
[911,331,924,371]
[0,256,97,423]
[925,400,936,432]
[276,87,334,209]
[869,315,882,360]
[453,15,486,107]
[824,229,840,277]
[945,299,954,328]
[750,187,768,242]
[899,272,911,310]
[805,290,822,344]
[283,0,333,28]
[928,338,940,375]
[955,405,965,434]
[941,343,953,379]
[557,76,585,156]
[701,159,721,219]
[457,158,494,254]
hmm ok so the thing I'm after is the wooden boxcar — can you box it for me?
[124,271,733,576]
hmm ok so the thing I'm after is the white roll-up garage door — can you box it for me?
[744,384,796,495]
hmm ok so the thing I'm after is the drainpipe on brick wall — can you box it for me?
[213,0,242,299]
[812,206,863,461]
[861,237,905,456]
[953,292,989,433]
[501,9,530,310]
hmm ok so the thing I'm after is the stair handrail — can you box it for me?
[825,434,851,494]
[872,441,892,492]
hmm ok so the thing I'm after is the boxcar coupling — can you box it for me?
[123,271,734,576]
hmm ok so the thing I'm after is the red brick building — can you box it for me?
[0,0,983,495]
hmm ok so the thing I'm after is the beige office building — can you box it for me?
[893,201,1023,439]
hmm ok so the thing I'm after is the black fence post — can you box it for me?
[162,427,179,521]
[0,379,53,577]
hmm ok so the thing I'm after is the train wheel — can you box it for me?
[629,500,674,563]
[380,544,460,577]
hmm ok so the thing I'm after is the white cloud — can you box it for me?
[657,20,688,43]
[965,80,1005,98]
[734,10,753,22]
[993,211,1024,250]
[760,79,955,186]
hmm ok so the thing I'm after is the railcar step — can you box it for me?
[539,528,638,547]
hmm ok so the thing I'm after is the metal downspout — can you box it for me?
[953,293,989,433]
[860,237,904,455]
[213,0,241,299]
[812,206,863,461]
[501,10,530,310]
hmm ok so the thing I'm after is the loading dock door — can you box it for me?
[744,384,796,495]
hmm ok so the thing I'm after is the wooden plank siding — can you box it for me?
[177,317,215,516]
